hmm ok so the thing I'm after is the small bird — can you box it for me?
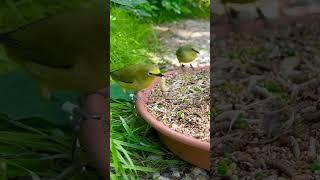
[220,0,267,24]
[110,63,163,92]
[176,45,199,69]
[0,5,107,100]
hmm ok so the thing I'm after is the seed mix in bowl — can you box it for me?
[147,68,210,142]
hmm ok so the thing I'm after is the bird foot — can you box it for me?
[180,64,186,72]
[190,64,195,70]
[256,7,266,20]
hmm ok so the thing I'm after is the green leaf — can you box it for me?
[310,161,320,172]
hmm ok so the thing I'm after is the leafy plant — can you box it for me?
[233,113,249,129]
[263,80,289,101]
[217,159,231,176]
[310,161,320,173]
[111,0,210,22]
[255,171,266,180]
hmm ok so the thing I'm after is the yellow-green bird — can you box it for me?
[176,45,199,69]
[110,64,163,91]
[220,0,267,23]
[0,5,107,99]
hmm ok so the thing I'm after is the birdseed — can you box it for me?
[147,68,210,142]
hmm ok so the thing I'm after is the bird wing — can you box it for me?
[110,68,136,84]
[110,71,135,84]
[1,36,74,69]
[1,6,105,69]
[110,64,148,84]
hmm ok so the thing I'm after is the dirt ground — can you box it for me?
[211,15,320,180]
[152,19,210,68]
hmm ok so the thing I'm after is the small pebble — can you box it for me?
[172,171,181,178]
[153,172,160,179]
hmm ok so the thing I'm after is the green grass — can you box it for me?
[110,100,185,179]
[110,8,159,72]
[0,114,100,179]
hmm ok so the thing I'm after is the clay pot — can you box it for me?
[79,89,108,178]
[135,67,210,170]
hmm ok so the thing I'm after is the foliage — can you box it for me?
[111,0,210,22]
[110,100,185,179]
[110,8,158,72]
[310,161,320,173]
[0,114,100,179]
[217,154,233,176]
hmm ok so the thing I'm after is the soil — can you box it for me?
[147,68,210,142]
[211,16,320,179]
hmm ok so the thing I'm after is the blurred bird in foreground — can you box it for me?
[0,4,108,177]
[110,63,163,92]
[220,0,267,24]
[176,45,199,70]
[0,5,107,100]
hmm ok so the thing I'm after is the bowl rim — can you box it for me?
[135,66,210,151]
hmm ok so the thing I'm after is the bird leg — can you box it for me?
[255,6,266,20]
[224,4,236,25]
[190,64,195,70]
[255,6,270,28]
[229,7,240,19]
[180,64,186,72]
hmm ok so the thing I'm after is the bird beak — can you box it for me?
[192,48,200,54]
[149,73,164,77]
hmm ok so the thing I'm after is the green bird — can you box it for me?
[0,3,108,178]
[110,63,163,92]
[0,4,107,100]
[220,0,267,24]
[176,45,199,69]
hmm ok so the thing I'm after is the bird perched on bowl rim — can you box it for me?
[110,63,164,93]
[176,45,199,70]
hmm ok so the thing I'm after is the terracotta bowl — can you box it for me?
[135,67,210,170]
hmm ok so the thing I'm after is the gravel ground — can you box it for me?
[151,19,210,68]
[211,15,320,179]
